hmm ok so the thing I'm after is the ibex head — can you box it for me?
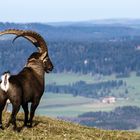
[0,29,53,73]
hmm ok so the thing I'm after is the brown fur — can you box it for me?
[0,29,53,130]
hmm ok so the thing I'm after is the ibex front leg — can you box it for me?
[28,102,39,127]
[22,103,29,127]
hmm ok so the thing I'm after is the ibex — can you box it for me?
[0,29,53,130]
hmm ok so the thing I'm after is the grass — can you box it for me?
[45,73,99,85]
[25,72,140,118]
[45,72,140,99]
[38,93,133,117]
[33,93,94,117]
[1,112,140,140]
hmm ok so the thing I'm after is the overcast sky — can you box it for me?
[0,0,139,23]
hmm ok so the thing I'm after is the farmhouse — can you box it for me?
[102,96,116,104]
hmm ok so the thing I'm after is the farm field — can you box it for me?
[37,93,140,117]
[30,72,140,118]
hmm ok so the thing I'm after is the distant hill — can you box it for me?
[1,20,140,42]
[1,112,140,140]
[48,19,140,27]
[1,21,140,75]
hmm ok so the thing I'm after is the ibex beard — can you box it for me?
[0,29,53,131]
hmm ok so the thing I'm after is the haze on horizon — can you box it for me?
[0,0,139,23]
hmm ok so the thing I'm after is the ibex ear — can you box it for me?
[40,52,47,60]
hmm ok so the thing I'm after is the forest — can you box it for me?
[1,38,140,76]
[1,22,140,76]
[78,106,140,130]
[46,80,125,98]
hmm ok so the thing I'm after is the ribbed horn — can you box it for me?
[0,29,48,53]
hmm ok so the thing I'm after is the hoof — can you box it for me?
[0,125,4,130]
[13,126,19,132]
[13,127,20,132]
[25,124,32,128]
[24,124,27,127]
[24,122,32,128]
[27,125,32,128]
[6,123,10,128]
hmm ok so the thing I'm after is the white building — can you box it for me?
[102,96,116,104]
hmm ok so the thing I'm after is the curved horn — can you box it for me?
[0,29,48,53]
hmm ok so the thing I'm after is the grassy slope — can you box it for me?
[0,113,140,140]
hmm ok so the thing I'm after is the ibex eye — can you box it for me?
[44,57,49,62]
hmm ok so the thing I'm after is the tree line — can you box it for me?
[1,31,140,75]
[46,80,125,98]
[78,106,140,130]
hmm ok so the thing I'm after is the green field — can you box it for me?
[38,93,94,117]
[30,72,140,117]
[45,73,98,85]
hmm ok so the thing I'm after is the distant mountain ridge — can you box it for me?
[1,20,140,42]
[48,19,140,27]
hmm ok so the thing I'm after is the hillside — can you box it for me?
[1,22,140,75]
[0,113,140,140]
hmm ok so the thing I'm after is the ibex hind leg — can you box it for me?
[28,102,39,127]
[22,103,29,127]
[7,104,20,130]
[0,103,7,130]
